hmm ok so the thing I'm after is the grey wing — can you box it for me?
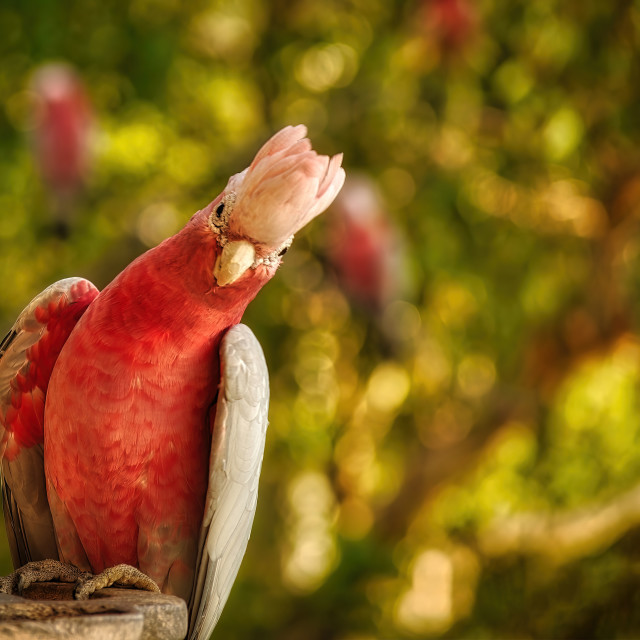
[188,324,270,640]
[0,277,99,568]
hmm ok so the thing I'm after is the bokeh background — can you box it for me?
[2,0,640,638]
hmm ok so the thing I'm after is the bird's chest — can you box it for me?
[44,307,221,515]
[43,334,218,580]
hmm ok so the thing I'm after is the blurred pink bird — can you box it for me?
[327,175,404,313]
[0,125,345,639]
[30,64,94,231]
[419,0,478,54]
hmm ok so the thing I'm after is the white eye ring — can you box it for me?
[208,192,236,237]
[253,235,294,269]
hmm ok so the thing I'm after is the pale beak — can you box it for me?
[213,240,256,286]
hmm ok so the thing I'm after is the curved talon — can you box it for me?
[0,574,17,595]
[74,563,160,600]
[0,559,90,595]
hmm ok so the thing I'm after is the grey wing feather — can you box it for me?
[2,445,54,566]
[188,324,270,640]
[0,277,98,568]
[0,278,93,415]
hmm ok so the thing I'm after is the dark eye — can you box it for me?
[278,246,289,257]
[209,201,226,232]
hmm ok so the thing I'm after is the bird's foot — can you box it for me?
[0,558,91,595]
[74,563,160,599]
[0,560,160,600]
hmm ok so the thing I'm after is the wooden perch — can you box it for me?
[0,582,187,640]
[479,481,640,563]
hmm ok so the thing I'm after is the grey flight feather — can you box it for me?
[0,277,97,569]
[188,323,270,640]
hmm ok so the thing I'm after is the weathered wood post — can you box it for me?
[0,582,187,640]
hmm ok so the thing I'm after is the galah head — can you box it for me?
[209,125,345,286]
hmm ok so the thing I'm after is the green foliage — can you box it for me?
[2,0,640,638]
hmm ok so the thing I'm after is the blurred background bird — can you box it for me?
[326,175,403,313]
[325,175,413,354]
[29,64,94,236]
[419,0,478,56]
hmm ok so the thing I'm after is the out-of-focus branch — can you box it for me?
[376,391,537,540]
[479,481,640,563]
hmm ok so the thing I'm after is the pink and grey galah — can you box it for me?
[0,125,345,638]
[30,64,95,230]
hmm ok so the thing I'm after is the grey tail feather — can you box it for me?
[2,476,31,569]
